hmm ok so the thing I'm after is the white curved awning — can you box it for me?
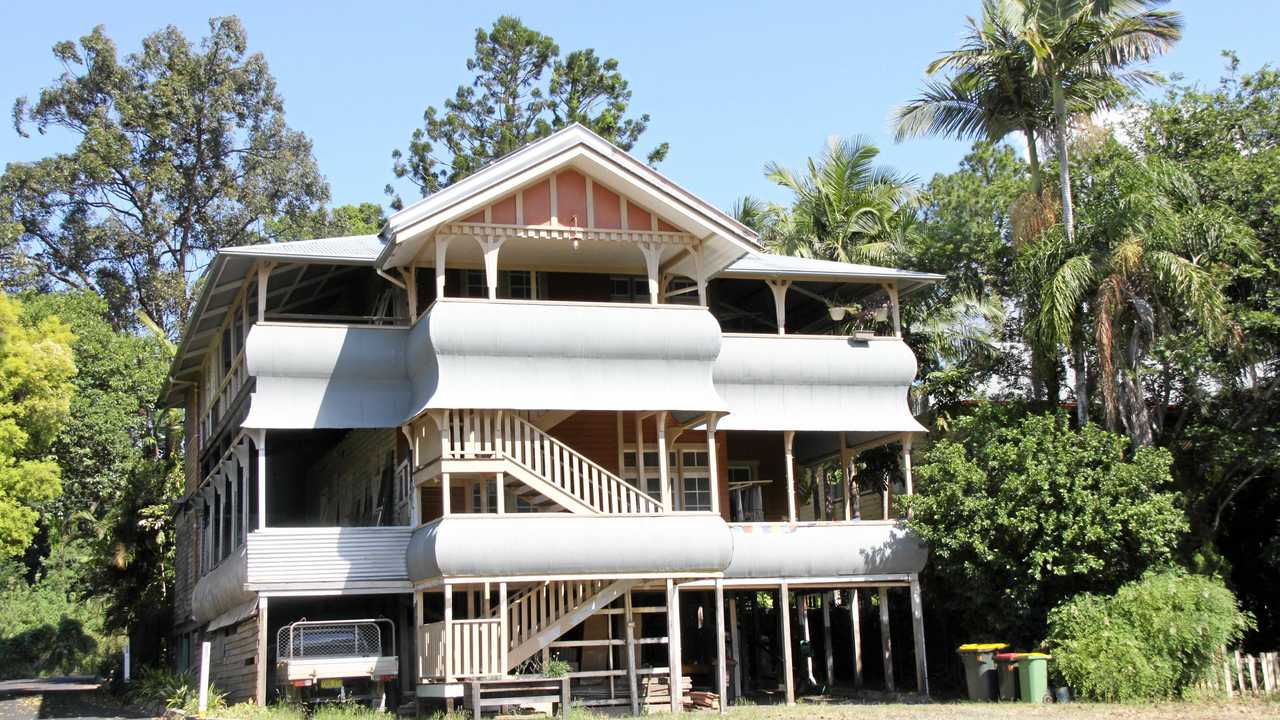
[713,334,926,434]
[242,323,411,429]
[192,546,252,624]
[406,514,732,581]
[724,522,927,578]
[406,299,726,416]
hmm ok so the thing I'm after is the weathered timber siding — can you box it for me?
[306,429,397,526]
[548,411,622,474]
[207,613,260,704]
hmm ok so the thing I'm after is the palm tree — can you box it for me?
[893,0,1052,197]
[1021,153,1252,446]
[912,291,1007,369]
[763,136,916,264]
[1007,0,1183,241]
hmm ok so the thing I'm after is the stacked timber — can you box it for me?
[639,675,691,708]
[687,691,720,710]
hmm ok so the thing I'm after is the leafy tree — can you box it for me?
[1007,0,1182,242]
[905,405,1186,644]
[894,0,1051,196]
[0,293,76,556]
[1020,138,1253,446]
[390,16,666,205]
[763,136,916,264]
[265,202,386,243]
[3,17,329,336]
[20,291,169,538]
[1124,56,1280,648]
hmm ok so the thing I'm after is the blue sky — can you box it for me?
[3,1,1277,214]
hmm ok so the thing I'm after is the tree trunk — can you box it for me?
[1024,126,1043,197]
[1072,325,1089,426]
[1052,78,1075,242]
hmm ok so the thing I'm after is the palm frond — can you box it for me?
[1037,253,1095,348]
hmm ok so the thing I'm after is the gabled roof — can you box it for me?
[378,124,760,277]
[219,234,384,264]
[717,252,944,296]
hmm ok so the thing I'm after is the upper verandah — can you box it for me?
[161,124,942,406]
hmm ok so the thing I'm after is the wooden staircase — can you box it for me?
[499,579,634,669]
[441,410,662,515]
[421,579,635,680]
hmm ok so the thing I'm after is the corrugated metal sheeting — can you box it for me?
[723,522,927,578]
[713,334,927,434]
[406,514,733,581]
[192,546,252,622]
[245,526,413,586]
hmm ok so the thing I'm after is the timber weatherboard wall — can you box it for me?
[305,428,398,526]
[207,614,259,704]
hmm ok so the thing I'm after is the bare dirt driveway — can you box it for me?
[0,678,149,720]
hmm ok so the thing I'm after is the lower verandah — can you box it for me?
[406,410,927,713]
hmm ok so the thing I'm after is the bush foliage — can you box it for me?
[1046,570,1250,701]
[0,556,121,679]
[904,406,1187,644]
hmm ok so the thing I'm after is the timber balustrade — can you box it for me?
[419,618,504,679]
[417,579,620,681]
[439,410,663,515]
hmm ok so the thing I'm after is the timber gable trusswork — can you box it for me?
[162,125,943,713]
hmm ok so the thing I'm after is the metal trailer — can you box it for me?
[276,618,399,708]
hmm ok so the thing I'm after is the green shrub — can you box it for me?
[131,666,226,714]
[543,659,572,678]
[904,407,1187,645]
[1046,570,1251,701]
[0,557,122,679]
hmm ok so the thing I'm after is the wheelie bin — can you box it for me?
[1016,653,1052,703]
[956,643,1006,700]
[994,652,1020,700]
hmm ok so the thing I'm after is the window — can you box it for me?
[682,476,712,512]
[505,271,533,299]
[727,464,754,485]
[624,444,713,509]
[610,275,649,303]
[461,270,487,298]
[682,450,709,468]
[665,277,700,305]
[469,479,505,513]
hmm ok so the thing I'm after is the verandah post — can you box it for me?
[715,580,727,714]
[624,590,640,716]
[667,579,683,713]
[850,588,864,688]
[879,587,894,691]
[910,572,929,696]
[780,582,795,705]
[784,431,797,523]
[657,412,672,511]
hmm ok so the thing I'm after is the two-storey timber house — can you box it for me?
[164,125,941,714]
